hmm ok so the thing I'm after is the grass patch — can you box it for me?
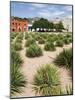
[26,44,43,57]
[44,42,56,51]
[13,42,22,51]
[54,48,72,69]
[32,64,60,96]
[25,38,36,47]
[11,50,26,95]
[56,40,64,47]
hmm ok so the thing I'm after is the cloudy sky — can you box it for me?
[11,1,72,20]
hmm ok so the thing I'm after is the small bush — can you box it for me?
[33,64,60,96]
[25,38,36,47]
[13,42,22,51]
[17,33,23,40]
[56,40,64,47]
[63,38,70,44]
[38,38,45,44]
[47,37,54,43]
[44,42,56,51]
[69,38,72,43]
[11,50,26,95]
[26,44,43,57]
[11,50,23,67]
[57,34,64,40]
[54,48,72,69]
[11,61,26,95]
[60,85,73,95]
[25,32,30,39]
[15,38,22,43]
[65,34,72,38]
[11,32,18,40]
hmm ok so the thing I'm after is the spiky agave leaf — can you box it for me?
[11,50,23,67]
[54,48,72,69]
[10,61,27,95]
[32,64,60,96]
[10,50,27,96]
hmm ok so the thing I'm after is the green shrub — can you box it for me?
[25,32,30,39]
[47,37,54,42]
[34,34,40,41]
[11,62,26,95]
[25,38,36,47]
[44,42,56,51]
[65,34,72,38]
[69,38,72,43]
[38,38,45,44]
[60,85,73,95]
[47,34,58,42]
[15,38,22,43]
[17,33,23,40]
[10,50,26,95]
[63,38,70,44]
[54,48,72,69]
[11,50,23,67]
[11,32,18,40]
[57,34,64,40]
[56,40,64,47]
[32,64,60,96]
[26,44,43,57]
[65,85,73,95]
[13,42,22,51]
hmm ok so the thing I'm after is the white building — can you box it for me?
[50,17,72,32]
[62,18,72,32]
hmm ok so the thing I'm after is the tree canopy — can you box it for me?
[54,21,64,32]
[32,18,64,32]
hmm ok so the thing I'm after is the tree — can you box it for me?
[54,21,64,32]
[32,18,50,32]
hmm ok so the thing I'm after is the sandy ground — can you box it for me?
[13,33,72,98]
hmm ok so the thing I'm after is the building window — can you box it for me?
[12,28,15,32]
[12,22,14,25]
[19,23,20,25]
[19,28,21,32]
[15,23,17,25]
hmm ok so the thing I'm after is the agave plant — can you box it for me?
[44,42,56,51]
[54,48,72,69]
[25,32,30,39]
[65,85,73,95]
[11,50,26,95]
[10,63,27,95]
[25,38,36,47]
[55,39,64,47]
[13,42,22,51]
[26,44,43,57]
[11,50,23,67]
[32,64,60,96]
[60,85,73,95]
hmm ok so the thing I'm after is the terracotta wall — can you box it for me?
[11,19,28,32]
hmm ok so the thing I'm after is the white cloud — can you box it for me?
[38,10,65,18]
[67,15,72,19]
[63,6,72,11]
[53,11,65,16]
[29,7,35,10]
[31,3,46,8]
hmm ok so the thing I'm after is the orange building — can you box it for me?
[11,17,28,32]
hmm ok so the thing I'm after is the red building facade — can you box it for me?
[11,17,28,32]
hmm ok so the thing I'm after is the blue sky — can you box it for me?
[11,2,72,20]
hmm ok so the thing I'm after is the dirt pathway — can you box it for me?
[18,33,72,97]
